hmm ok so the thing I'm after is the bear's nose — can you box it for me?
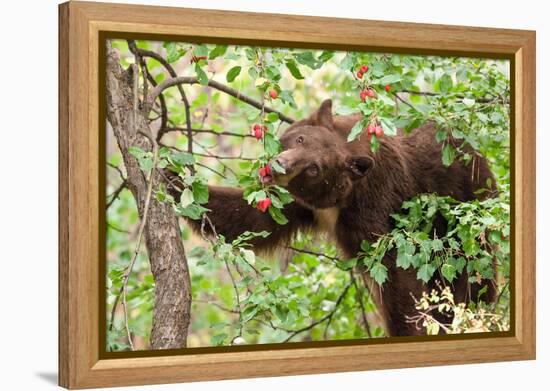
[274,156,289,171]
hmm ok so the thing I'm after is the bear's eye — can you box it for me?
[296,136,304,144]
[306,164,319,177]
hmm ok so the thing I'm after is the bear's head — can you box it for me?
[267,99,373,209]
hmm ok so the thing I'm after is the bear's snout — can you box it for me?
[274,156,290,172]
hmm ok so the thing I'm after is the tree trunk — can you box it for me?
[105,42,191,349]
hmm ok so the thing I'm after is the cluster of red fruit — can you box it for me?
[258,165,271,178]
[366,123,384,138]
[356,64,392,102]
[191,55,207,63]
[356,64,369,79]
[252,124,268,140]
[360,88,376,102]
[251,90,280,213]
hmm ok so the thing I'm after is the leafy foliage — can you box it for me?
[106,39,510,350]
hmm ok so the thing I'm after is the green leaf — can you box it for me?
[377,92,396,106]
[285,60,304,80]
[192,181,209,204]
[438,74,453,94]
[462,97,476,107]
[380,117,397,136]
[171,151,195,166]
[193,44,208,57]
[396,241,415,269]
[175,203,209,220]
[370,262,388,285]
[208,45,227,59]
[263,132,281,156]
[211,333,228,346]
[274,305,288,322]
[338,258,357,271]
[270,159,286,174]
[232,230,270,246]
[441,263,457,283]
[265,112,279,123]
[435,129,447,143]
[246,190,267,205]
[318,50,334,62]
[360,240,371,252]
[241,249,255,265]
[378,74,403,84]
[347,120,365,142]
[426,322,440,335]
[268,206,289,225]
[431,239,443,251]
[417,263,436,283]
[241,306,258,323]
[294,51,321,69]
[442,143,456,166]
[449,256,466,274]
[226,66,242,82]
[195,63,208,85]
[270,185,293,205]
[370,134,380,153]
[278,90,297,108]
[179,188,194,208]
[165,42,184,63]
[128,146,146,158]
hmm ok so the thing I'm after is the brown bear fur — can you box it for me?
[167,99,497,337]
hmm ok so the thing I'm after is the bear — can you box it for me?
[166,99,497,337]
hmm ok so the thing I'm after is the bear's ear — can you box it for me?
[346,155,374,180]
[312,99,334,129]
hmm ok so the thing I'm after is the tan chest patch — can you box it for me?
[313,207,340,238]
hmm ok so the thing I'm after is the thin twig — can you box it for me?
[287,246,340,262]
[224,260,244,344]
[106,179,127,210]
[282,282,353,343]
[350,270,372,338]
[195,162,227,179]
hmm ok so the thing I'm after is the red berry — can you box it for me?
[366,89,375,98]
[385,84,391,92]
[367,123,376,135]
[252,124,265,139]
[361,65,369,73]
[254,128,263,140]
[360,90,368,102]
[256,198,272,213]
[259,165,271,178]
[269,90,278,99]
[375,125,384,137]
[356,71,363,79]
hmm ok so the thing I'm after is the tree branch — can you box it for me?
[146,76,295,124]
[160,126,255,139]
[398,89,509,104]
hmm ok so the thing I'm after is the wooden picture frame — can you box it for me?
[59,1,536,388]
